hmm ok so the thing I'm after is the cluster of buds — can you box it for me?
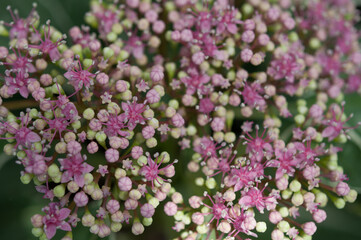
[0,0,360,239]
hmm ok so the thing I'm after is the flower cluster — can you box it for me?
[0,0,360,240]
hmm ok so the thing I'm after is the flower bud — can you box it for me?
[83,108,95,120]
[336,181,350,196]
[74,191,89,207]
[271,229,284,240]
[53,184,66,198]
[256,221,267,233]
[291,192,304,206]
[218,221,231,233]
[289,179,302,192]
[303,222,317,236]
[345,189,358,203]
[277,220,290,232]
[132,222,144,235]
[111,222,122,232]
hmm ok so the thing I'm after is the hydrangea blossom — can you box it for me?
[0,0,360,239]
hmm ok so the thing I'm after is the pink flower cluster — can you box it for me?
[0,0,360,239]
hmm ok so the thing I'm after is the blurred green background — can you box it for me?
[0,0,361,239]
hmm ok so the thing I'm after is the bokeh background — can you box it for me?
[0,0,361,239]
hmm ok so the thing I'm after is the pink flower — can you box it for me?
[241,82,266,110]
[139,153,177,188]
[121,99,147,130]
[322,103,359,141]
[64,60,95,90]
[59,154,94,187]
[239,186,272,213]
[29,21,63,62]
[42,203,71,239]
[201,193,228,227]
[228,207,257,238]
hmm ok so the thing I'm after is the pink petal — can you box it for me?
[82,163,94,173]
[321,126,337,139]
[64,71,73,80]
[19,86,29,98]
[61,171,71,183]
[60,222,72,231]
[49,48,61,62]
[227,24,237,34]
[58,208,71,220]
[27,132,41,143]
[74,174,85,187]
[45,224,56,239]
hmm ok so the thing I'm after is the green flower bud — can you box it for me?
[118,50,129,61]
[291,192,304,206]
[95,131,107,143]
[288,32,299,42]
[282,189,293,200]
[107,32,117,42]
[84,173,94,185]
[143,217,153,226]
[118,191,128,201]
[160,152,170,164]
[83,108,95,120]
[71,120,81,130]
[17,150,26,159]
[48,164,60,178]
[333,197,345,209]
[53,184,66,198]
[227,70,236,80]
[111,222,122,232]
[297,106,308,115]
[29,109,39,119]
[143,109,154,119]
[121,90,132,101]
[52,174,61,184]
[131,165,140,176]
[256,221,267,233]
[71,44,83,59]
[242,3,254,15]
[168,99,179,109]
[165,107,176,118]
[112,23,123,34]
[153,85,165,97]
[279,207,289,218]
[335,133,347,144]
[165,62,176,79]
[205,178,216,189]
[32,228,43,237]
[345,189,358,203]
[196,224,208,234]
[277,220,290,232]
[309,38,321,49]
[146,137,157,148]
[295,114,305,125]
[213,132,224,142]
[174,211,184,221]
[137,155,148,166]
[148,197,160,208]
[289,179,302,192]
[195,177,204,186]
[114,168,126,179]
[186,125,197,136]
[129,189,142,200]
[315,191,328,207]
[224,132,236,143]
[20,173,33,184]
[103,47,114,59]
[3,144,14,155]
